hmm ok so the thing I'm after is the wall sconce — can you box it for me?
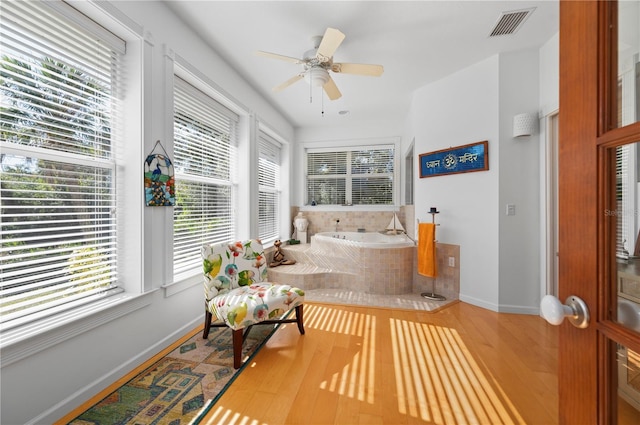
[513,112,538,138]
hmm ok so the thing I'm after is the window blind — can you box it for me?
[258,132,281,244]
[307,151,347,205]
[173,77,238,276]
[306,147,394,205]
[616,144,630,257]
[0,0,124,323]
[351,149,394,205]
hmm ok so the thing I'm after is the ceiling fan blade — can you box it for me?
[323,77,342,100]
[256,50,304,64]
[316,28,345,62]
[331,63,384,77]
[273,74,303,92]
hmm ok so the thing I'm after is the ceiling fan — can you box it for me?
[256,27,384,101]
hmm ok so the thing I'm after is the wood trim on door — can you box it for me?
[558,1,600,422]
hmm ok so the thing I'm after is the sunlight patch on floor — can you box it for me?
[199,405,265,425]
[390,318,526,424]
[308,304,376,403]
[305,304,526,424]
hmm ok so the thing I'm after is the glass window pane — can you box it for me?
[173,77,237,276]
[307,178,346,205]
[616,342,640,423]
[0,0,122,322]
[616,1,640,127]
[352,177,393,205]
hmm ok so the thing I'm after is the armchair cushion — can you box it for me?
[202,240,305,331]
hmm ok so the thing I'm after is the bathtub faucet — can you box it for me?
[335,219,340,232]
[400,230,417,245]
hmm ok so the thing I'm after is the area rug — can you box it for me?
[65,324,280,425]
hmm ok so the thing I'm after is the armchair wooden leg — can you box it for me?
[203,310,213,339]
[295,304,305,335]
[232,328,243,369]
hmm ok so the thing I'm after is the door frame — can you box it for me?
[543,110,559,299]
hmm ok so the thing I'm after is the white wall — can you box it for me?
[406,49,543,313]
[540,32,560,116]
[409,55,501,310]
[497,49,541,313]
[0,2,294,424]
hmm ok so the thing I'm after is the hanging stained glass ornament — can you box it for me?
[144,140,175,206]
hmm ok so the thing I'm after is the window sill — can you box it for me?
[299,205,399,212]
[0,291,155,367]
[162,273,200,297]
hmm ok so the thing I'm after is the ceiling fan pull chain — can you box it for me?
[321,90,324,117]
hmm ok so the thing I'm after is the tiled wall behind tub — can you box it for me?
[290,205,414,237]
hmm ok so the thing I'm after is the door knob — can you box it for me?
[540,294,590,329]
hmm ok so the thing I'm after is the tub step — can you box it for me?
[267,247,354,290]
[278,244,314,264]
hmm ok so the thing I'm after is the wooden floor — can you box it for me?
[203,301,559,425]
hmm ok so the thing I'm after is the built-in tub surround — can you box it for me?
[277,205,459,299]
[315,231,414,294]
[269,231,414,295]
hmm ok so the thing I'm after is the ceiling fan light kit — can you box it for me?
[256,27,384,106]
[304,67,330,87]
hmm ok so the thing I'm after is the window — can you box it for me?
[306,147,394,205]
[173,77,238,277]
[258,132,281,244]
[0,0,125,323]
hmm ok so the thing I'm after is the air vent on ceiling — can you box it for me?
[489,7,535,37]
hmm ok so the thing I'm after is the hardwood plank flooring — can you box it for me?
[202,302,559,425]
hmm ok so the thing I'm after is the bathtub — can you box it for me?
[313,231,414,248]
[309,231,415,295]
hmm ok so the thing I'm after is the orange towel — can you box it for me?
[418,223,437,278]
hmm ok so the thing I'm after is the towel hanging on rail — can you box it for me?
[418,222,437,278]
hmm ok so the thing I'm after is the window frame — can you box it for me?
[0,0,148,364]
[171,75,239,280]
[304,143,397,207]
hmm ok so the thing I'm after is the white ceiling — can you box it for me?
[163,1,559,129]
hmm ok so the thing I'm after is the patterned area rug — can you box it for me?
[67,324,279,425]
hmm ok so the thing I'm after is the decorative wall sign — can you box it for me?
[144,140,175,206]
[419,140,489,178]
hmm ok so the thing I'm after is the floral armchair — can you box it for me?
[202,239,305,368]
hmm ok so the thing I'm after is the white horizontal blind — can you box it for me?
[307,151,347,205]
[0,0,124,323]
[351,148,394,204]
[173,77,238,276]
[258,132,281,244]
[306,147,394,205]
[616,144,630,257]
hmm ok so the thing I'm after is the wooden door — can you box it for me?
[559,1,640,423]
